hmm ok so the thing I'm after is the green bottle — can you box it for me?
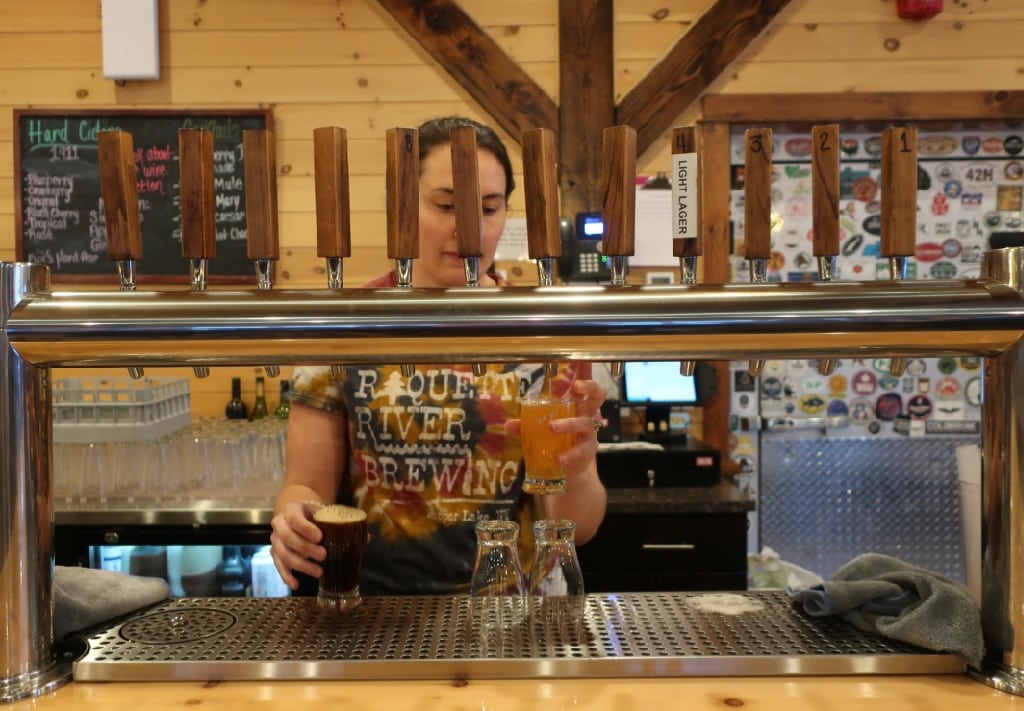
[275,380,291,420]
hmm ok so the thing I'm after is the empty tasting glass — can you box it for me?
[470,520,527,631]
[529,519,585,635]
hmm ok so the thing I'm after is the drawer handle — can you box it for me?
[641,543,696,551]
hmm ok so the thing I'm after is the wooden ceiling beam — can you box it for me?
[616,0,791,155]
[376,0,558,144]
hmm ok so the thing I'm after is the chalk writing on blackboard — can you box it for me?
[15,109,272,283]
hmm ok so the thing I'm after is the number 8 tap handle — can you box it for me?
[97,129,145,379]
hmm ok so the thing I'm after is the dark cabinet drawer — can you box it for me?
[576,512,747,592]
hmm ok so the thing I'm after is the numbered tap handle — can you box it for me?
[743,128,773,261]
[671,126,701,258]
[881,125,918,259]
[522,127,561,260]
[811,124,841,258]
[450,125,484,259]
[242,129,280,261]
[178,128,217,260]
[385,127,419,260]
[600,125,637,258]
[97,130,143,262]
[313,126,352,260]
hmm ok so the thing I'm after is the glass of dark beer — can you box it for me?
[313,504,368,612]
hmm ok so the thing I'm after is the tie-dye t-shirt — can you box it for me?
[288,273,581,594]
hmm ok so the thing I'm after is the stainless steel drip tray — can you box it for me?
[72,592,964,682]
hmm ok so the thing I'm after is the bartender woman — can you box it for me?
[270,116,608,595]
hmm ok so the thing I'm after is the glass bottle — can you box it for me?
[225,377,248,420]
[470,520,527,631]
[528,519,585,634]
[250,376,269,421]
[274,380,291,419]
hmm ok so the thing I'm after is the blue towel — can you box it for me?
[788,553,984,668]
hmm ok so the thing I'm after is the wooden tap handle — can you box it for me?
[178,128,216,260]
[242,129,280,261]
[671,126,701,258]
[881,125,918,258]
[811,124,840,258]
[385,127,419,260]
[313,126,352,259]
[522,127,561,259]
[743,128,772,261]
[600,125,637,257]
[97,130,143,261]
[450,125,483,258]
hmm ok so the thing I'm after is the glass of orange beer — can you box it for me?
[520,395,575,494]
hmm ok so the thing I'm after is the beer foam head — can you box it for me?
[314,504,367,524]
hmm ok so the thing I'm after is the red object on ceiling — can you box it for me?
[897,0,942,20]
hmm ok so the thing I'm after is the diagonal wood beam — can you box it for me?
[376,0,559,144]
[617,0,792,155]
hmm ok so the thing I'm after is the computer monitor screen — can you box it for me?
[621,361,700,406]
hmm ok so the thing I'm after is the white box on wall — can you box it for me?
[101,0,160,80]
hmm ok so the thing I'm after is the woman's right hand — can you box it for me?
[270,500,326,590]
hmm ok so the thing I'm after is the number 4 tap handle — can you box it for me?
[671,126,701,284]
[242,128,281,377]
[522,127,561,286]
[386,127,419,287]
[178,127,216,379]
[314,126,352,289]
[97,129,144,379]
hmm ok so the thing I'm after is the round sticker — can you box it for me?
[849,398,874,425]
[936,377,961,399]
[929,261,958,279]
[965,377,981,407]
[1005,135,1023,155]
[937,357,959,375]
[828,374,848,396]
[853,176,878,201]
[875,393,903,421]
[866,420,882,435]
[907,395,933,420]
[960,357,981,371]
[827,399,849,417]
[799,394,827,415]
[761,377,783,399]
[906,359,927,376]
[942,239,962,258]
[878,375,900,392]
[851,370,878,395]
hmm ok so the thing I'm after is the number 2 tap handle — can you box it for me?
[98,129,145,379]
[242,128,281,377]
[671,126,701,285]
[600,125,637,287]
[811,124,841,376]
[386,127,419,287]
[178,127,216,378]
[313,126,352,289]
[522,127,561,286]
[881,125,918,279]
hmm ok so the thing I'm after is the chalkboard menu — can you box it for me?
[14,109,273,283]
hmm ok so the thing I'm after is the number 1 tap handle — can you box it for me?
[881,125,918,265]
[522,128,561,285]
[314,126,352,288]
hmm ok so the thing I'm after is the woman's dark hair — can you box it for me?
[417,116,516,201]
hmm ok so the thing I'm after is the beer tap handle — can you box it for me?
[522,127,562,381]
[811,124,841,376]
[242,128,281,378]
[314,126,352,290]
[881,125,918,377]
[672,126,701,377]
[97,129,145,379]
[178,127,217,379]
[600,125,637,288]
[386,127,419,288]
[743,127,773,377]
[450,125,484,288]
[449,125,488,376]
[522,127,561,286]
[600,125,637,378]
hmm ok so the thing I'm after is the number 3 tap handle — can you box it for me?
[314,126,352,289]
[178,127,217,378]
[600,125,637,287]
[449,125,484,287]
[98,129,145,378]
[743,127,772,282]
[386,127,419,288]
[242,128,281,377]
[522,127,561,286]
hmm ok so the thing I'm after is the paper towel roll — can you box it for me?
[955,443,981,603]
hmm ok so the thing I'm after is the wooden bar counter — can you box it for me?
[11,674,1017,709]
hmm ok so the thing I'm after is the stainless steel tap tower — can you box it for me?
[3,253,1024,699]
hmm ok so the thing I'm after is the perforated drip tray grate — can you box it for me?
[73,591,964,682]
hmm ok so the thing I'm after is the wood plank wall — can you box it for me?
[2,0,1023,418]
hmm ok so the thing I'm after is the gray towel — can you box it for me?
[788,553,984,669]
[55,565,170,639]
